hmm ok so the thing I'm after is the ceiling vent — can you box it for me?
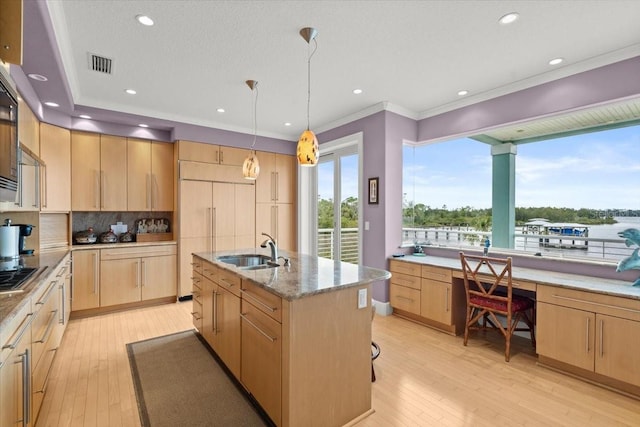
[88,53,113,74]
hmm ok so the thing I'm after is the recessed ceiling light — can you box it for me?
[216,108,225,113]
[284,122,292,127]
[499,12,519,25]
[136,15,154,26]
[44,101,59,107]
[457,90,468,96]
[138,123,149,128]
[549,57,563,65]
[79,114,92,119]
[28,73,48,81]
[353,89,363,95]
[125,89,137,95]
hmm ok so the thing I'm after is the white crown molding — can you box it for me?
[316,101,419,135]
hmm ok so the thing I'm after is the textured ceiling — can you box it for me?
[22,1,640,141]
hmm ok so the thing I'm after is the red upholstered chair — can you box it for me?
[459,252,536,361]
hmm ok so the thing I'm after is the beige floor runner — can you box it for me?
[127,330,269,426]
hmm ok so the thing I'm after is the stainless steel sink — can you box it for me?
[216,254,274,267]
[240,261,280,271]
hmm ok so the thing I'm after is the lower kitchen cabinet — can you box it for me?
[100,245,177,307]
[72,249,100,311]
[537,284,640,393]
[1,301,34,427]
[389,260,465,335]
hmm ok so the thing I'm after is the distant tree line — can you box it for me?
[402,204,616,230]
[318,197,616,231]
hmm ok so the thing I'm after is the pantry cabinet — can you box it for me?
[71,132,128,211]
[255,153,296,251]
[100,245,176,307]
[127,138,174,211]
[39,123,71,212]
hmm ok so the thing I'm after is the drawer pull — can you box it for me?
[36,280,58,305]
[586,317,591,353]
[3,313,34,350]
[190,312,202,320]
[240,313,276,342]
[241,289,277,312]
[599,319,604,358]
[220,278,235,288]
[35,310,58,343]
[395,295,414,302]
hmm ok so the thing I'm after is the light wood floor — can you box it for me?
[36,302,640,427]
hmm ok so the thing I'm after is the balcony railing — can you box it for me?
[319,226,632,263]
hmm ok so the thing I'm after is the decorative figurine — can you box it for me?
[616,228,640,286]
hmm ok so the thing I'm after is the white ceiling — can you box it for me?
[43,0,640,141]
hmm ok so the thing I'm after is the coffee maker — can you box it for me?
[16,224,35,255]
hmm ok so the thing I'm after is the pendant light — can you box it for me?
[297,27,319,167]
[242,79,260,180]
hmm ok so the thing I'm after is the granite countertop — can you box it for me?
[195,249,391,301]
[392,254,640,300]
[0,248,71,333]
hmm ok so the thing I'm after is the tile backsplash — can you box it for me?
[72,212,172,236]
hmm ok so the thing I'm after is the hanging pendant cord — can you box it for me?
[306,39,318,131]
[251,84,258,149]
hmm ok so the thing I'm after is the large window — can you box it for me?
[402,124,640,262]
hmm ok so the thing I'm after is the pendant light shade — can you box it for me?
[297,27,319,167]
[243,80,260,180]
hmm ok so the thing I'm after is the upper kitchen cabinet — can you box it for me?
[255,152,296,204]
[127,138,174,211]
[40,123,71,211]
[71,131,127,211]
[17,97,39,154]
[177,140,250,166]
[0,0,23,65]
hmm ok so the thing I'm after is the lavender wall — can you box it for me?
[418,56,640,142]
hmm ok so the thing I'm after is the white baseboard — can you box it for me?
[372,299,392,316]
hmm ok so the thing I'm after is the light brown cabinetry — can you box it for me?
[240,279,282,426]
[39,123,71,212]
[191,258,204,331]
[100,245,176,307]
[389,260,464,335]
[0,0,23,65]
[537,285,640,393]
[255,153,296,251]
[127,139,174,211]
[1,301,33,427]
[177,140,249,166]
[71,249,100,311]
[18,97,39,155]
[71,132,127,211]
[199,262,241,378]
[178,180,255,298]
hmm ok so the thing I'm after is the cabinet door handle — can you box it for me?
[36,280,58,305]
[275,171,279,201]
[220,150,224,163]
[240,313,276,342]
[92,253,99,294]
[59,282,66,325]
[213,290,219,334]
[141,260,147,286]
[585,317,591,353]
[599,319,604,358]
[19,348,31,426]
[271,172,276,201]
[146,173,151,209]
[445,287,450,312]
[42,164,48,208]
[190,311,202,320]
[94,169,99,208]
[100,170,105,208]
[395,295,414,302]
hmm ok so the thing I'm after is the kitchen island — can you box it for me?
[192,249,391,427]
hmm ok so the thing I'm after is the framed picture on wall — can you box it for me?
[368,177,379,204]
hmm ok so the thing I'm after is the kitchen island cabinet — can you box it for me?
[193,250,390,427]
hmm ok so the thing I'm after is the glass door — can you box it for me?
[317,146,360,263]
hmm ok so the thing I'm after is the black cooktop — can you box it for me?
[0,267,38,292]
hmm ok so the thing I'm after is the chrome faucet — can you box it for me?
[260,232,278,262]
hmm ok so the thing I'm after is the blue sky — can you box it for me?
[404,124,640,210]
